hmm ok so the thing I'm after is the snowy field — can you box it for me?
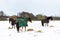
[0,20,60,40]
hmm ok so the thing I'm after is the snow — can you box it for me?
[0,20,60,40]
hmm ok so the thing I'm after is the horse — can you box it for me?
[16,17,32,32]
[41,16,53,27]
[9,17,16,29]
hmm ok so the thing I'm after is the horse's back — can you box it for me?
[41,19,49,23]
[16,18,28,27]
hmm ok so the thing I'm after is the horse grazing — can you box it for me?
[9,17,16,29]
[16,17,32,32]
[41,16,53,27]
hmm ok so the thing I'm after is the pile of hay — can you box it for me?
[50,25,54,27]
[27,28,34,31]
[36,30,43,32]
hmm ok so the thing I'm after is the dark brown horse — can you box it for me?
[9,18,16,29]
[41,16,53,27]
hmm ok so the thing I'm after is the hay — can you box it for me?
[27,28,34,31]
[50,25,54,27]
[36,30,42,32]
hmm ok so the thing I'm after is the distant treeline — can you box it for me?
[0,11,60,21]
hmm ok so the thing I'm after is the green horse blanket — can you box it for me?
[16,18,29,27]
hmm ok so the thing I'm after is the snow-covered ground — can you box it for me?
[0,20,60,40]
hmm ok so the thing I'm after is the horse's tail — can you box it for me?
[9,18,12,23]
[9,18,10,23]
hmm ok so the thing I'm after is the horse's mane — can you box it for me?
[47,16,53,20]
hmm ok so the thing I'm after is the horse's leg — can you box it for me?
[21,27,23,31]
[12,24,15,29]
[45,23,46,27]
[24,26,26,31]
[12,25,13,29]
[17,26,19,32]
[41,20,44,27]
[14,24,15,29]
[42,22,44,27]
[14,26,15,29]
[22,27,23,29]
[45,23,48,27]
[47,23,48,27]
[16,23,19,32]
[11,22,14,29]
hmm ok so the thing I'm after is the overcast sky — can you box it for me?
[0,0,60,16]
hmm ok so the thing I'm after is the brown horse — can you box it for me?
[9,16,17,29]
[9,18,16,29]
[41,16,53,27]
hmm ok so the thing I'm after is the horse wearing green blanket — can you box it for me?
[16,17,32,32]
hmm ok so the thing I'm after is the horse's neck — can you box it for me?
[47,17,51,20]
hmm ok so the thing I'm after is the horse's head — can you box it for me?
[11,15,17,20]
[47,16,53,20]
[28,17,32,23]
[50,17,53,20]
